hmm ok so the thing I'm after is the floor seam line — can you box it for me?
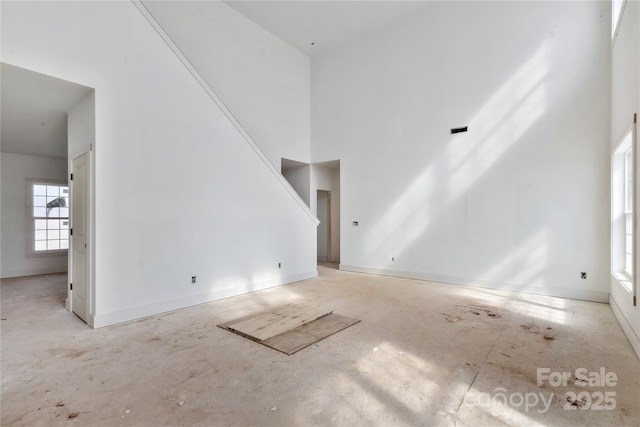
[448,300,520,426]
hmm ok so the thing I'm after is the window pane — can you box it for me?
[61,187,69,196]
[48,208,60,218]
[35,241,47,251]
[35,230,47,240]
[61,220,70,230]
[59,208,69,218]
[34,196,47,207]
[60,230,69,239]
[35,219,47,229]
[33,207,46,217]
[46,186,59,197]
[60,240,69,250]
[47,240,60,250]
[48,230,60,240]
[47,219,60,229]
[33,185,47,196]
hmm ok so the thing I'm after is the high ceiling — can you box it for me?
[224,0,434,56]
[1,1,431,160]
[1,63,92,159]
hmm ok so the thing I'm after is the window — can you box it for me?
[29,180,70,253]
[613,130,634,289]
[624,147,633,276]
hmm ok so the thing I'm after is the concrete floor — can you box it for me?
[2,265,639,427]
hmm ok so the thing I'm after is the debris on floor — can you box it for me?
[520,323,540,334]
[441,313,463,323]
[566,394,587,408]
[458,304,504,319]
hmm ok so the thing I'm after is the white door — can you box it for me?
[71,153,89,322]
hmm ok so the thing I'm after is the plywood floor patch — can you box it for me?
[226,303,334,341]
[218,304,360,355]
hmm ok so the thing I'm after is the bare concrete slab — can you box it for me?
[2,265,639,426]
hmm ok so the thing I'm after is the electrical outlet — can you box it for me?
[352,221,359,226]
[191,276,196,284]
[580,272,587,279]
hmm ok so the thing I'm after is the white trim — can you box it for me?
[612,271,633,292]
[339,264,609,303]
[634,120,638,303]
[609,294,640,360]
[0,267,67,279]
[130,0,319,227]
[91,270,318,328]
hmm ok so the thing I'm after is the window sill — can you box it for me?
[612,272,633,292]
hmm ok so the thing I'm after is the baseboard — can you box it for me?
[1,267,68,279]
[338,264,609,303]
[92,270,318,328]
[609,294,640,360]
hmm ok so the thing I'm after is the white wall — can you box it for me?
[142,0,311,168]
[68,91,95,159]
[610,0,640,358]
[282,164,311,207]
[312,1,611,301]
[1,152,68,278]
[1,1,317,327]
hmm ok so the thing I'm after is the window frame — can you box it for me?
[26,178,70,258]
[613,128,635,291]
[624,146,634,278]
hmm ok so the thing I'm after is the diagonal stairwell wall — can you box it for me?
[135,0,316,224]
[1,0,318,327]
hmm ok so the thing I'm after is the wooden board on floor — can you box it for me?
[218,307,360,355]
[225,303,334,341]
[261,313,360,355]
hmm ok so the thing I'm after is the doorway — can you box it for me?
[317,190,331,262]
[313,160,340,265]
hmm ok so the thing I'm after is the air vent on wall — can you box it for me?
[451,126,468,134]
